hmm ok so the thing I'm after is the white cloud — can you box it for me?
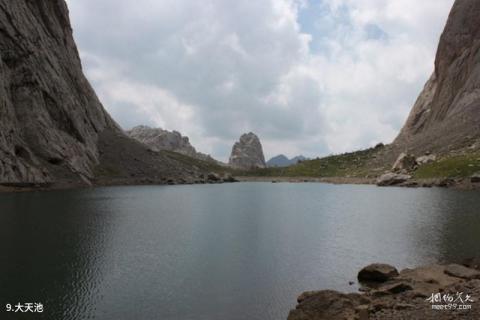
[300,0,453,153]
[67,0,454,160]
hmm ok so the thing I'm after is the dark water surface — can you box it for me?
[1,183,480,320]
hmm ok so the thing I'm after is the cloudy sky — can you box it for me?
[66,0,454,161]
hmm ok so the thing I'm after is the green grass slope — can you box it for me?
[241,146,387,178]
[413,153,480,179]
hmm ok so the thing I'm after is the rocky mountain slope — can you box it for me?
[127,125,219,164]
[0,0,224,189]
[393,0,480,156]
[228,132,266,169]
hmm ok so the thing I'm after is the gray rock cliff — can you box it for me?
[0,0,119,185]
[229,132,266,169]
[127,125,219,164]
[0,1,217,188]
[393,0,480,155]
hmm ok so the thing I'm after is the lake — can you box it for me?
[1,182,480,320]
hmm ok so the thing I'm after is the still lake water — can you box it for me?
[1,182,480,320]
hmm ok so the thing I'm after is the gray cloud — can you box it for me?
[67,0,454,160]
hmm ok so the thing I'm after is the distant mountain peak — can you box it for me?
[267,155,309,167]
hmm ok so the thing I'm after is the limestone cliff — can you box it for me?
[393,0,480,155]
[229,132,266,169]
[0,0,118,185]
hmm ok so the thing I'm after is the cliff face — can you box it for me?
[0,1,217,188]
[229,132,266,169]
[128,126,197,156]
[393,0,480,155]
[0,0,118,185]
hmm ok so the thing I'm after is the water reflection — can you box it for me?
[0,183,479,320]
[0,190,116,320]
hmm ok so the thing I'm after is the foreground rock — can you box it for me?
[358,264,399,283]
[228,132,266,169]
[288,262,480,320]
[471,173,480,183]
[376,173,411,186]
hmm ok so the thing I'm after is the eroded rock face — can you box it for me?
[393,0,480,155]
[0,0,118,185]
[229,132,266,169]
[127,125,218,163]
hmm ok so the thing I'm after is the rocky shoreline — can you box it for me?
[237,176,480,190]
[236,176,375,185]
[3,175,479,193]
[288,260,480,320]
[0,172,239,193]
